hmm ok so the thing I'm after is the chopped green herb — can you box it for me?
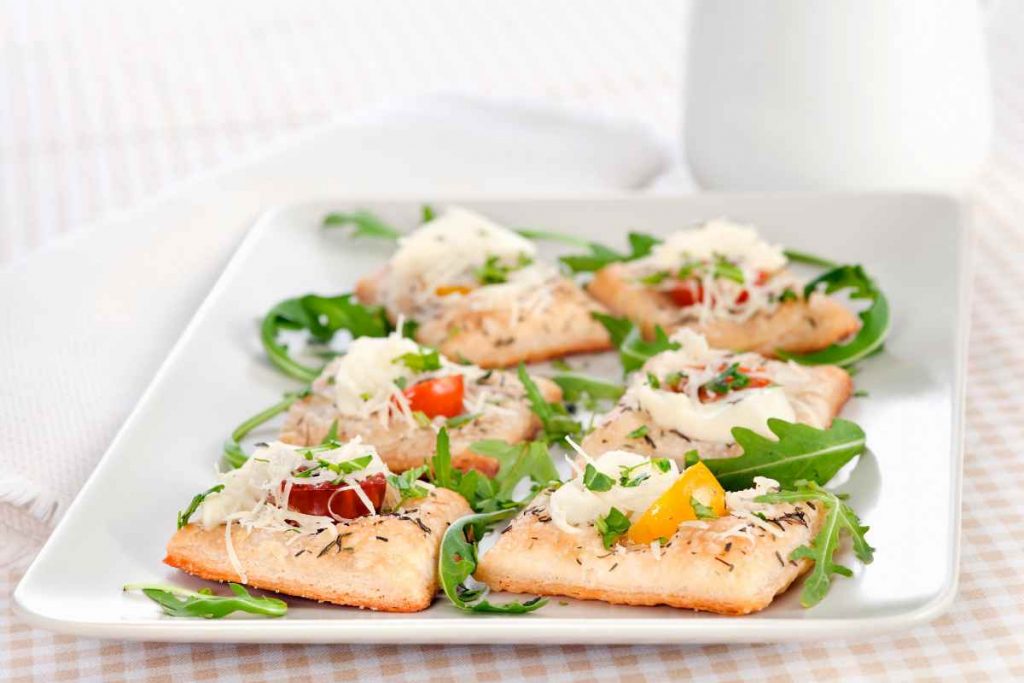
[412,411,432,428]
[690,496,718,520]
[387,465,429,502]
[712,256,745,284]
[639,271,669,285]
[474,253,533,285]
[582,464,614,492]
[421,204,437,223]
[393,348,442,373]
[853,389,869,398]
[646,372,660,389]
[595,507,631,549]
[652,457,672,473]
[626,425,649,439]
[778,288,799,303]
[702,362,751,395]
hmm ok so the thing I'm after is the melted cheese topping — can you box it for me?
[634,385,794,442]
[548,450,680,534]
[627,329,795,442]
[645,219,787,273]
[390,206,537,293]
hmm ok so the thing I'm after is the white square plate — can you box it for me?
[14,195,968,643]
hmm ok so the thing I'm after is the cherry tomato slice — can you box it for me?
[668,279,704,307]
[403,374,465,419]
[285,472,387,519]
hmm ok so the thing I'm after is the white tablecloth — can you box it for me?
[4,0,1024,679]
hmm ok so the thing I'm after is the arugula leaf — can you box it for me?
[177,485,224,529]
[393,348,442,372]
[776,264,890,368]
[223,388,311,469]
[592,313,680,374]
[595,507,631,549]
[755,481,874,607]
[445,413,480,429]
[690,496,718,520]
[784,249,840,269]
[466,439,559,504]
[582,464,614,492]
[515,227,593,247]
[387,465,429,502]
[702,418,866,491]
[517,364,581,444]
[559,232,662,273]
[124,582,287,619]
[551,373,624,404]
[438,508,548,614]
[323,210,401,240]
[261,293,393,381]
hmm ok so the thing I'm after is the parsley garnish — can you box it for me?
[582,464,614,492]
[626,425,649,439]
[755,481,874,607]
[421,204,437,222]
[393,348,442,372]
[702,362,751,395]
[595,507,631,549]
[123,583,287,619]
[690,496,718,520]
[474,253,533,285]
[176,485,224,529]
[712,256,745,284]
[387,465,429,502]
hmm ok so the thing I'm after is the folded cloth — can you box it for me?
[0,95,668,565]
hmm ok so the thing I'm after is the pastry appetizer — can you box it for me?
[586,219,860,355]
[476,450,823,615]
[355,207,612,367]
[280,332,562,476]
[166,438,471,612]
[582,329,852,460]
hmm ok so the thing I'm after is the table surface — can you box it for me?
[3,0,1024,680]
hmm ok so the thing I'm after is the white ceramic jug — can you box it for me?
[684,0,993,191]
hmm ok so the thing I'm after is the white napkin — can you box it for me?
[0,95,668,564]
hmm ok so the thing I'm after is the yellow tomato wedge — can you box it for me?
[627,461,727,545]
[435,284,472,297]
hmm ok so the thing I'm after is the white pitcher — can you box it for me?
[684,0,993,191]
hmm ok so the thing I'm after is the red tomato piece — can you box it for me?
[403,374,465,419]
[669,279,704,307]
[285,472,387,519]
